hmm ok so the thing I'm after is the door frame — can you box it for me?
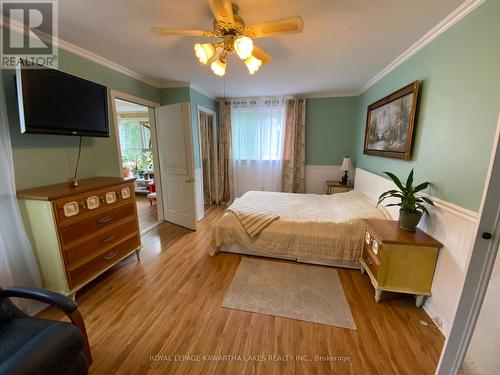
[436,113,500,374]
[197,105,219,215]
[109,89,164,234]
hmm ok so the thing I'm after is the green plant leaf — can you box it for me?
[406,169,414,191]
[417,203,430,216]
[385,203,402,207]
[418,196,435,206]
[384,172,405,192]
[413,182,430,193]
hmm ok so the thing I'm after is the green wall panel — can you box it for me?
[351,0,500,212]
[305,97,358,165]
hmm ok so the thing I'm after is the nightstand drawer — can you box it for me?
[362,247,379,279]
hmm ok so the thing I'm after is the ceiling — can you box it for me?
[59,0,465,97]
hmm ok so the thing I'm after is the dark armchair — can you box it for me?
[0,287,92,375]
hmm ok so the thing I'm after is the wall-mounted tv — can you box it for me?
[16,63,109,137]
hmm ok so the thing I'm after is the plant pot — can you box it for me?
[398,209,423,232]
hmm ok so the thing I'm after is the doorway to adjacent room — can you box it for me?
[113,97,162,233]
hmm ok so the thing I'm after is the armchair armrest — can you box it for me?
[0,287,77,314]
[0,287,92,365]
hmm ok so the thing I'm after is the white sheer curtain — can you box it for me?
[231,98,285,197]
[0,73,41,310]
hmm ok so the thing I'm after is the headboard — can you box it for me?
[354,168,399,219]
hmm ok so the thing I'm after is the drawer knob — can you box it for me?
[97,215,113,224]
[104,250,118,260]
[101,235,115,243]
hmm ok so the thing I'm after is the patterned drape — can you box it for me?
[218,101,235,204]
[281,98,306,193]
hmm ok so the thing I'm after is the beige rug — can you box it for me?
[222,258,357,329]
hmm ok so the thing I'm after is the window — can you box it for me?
[119,120,153,171]
[231,98,285,196]
[232,101,284,161]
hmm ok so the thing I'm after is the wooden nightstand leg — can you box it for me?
[375,289,382,302]
[135,249,141,262]
[415,295,425,307]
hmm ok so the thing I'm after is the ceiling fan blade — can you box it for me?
[151,27,212,37]
[208,0,234,24]
[253,45,273,65]
[246,17,304,38]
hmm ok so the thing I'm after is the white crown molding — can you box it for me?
[159,80,191,88]
[359,0,486,94]
[305,91,359,99]
[190,83,217,100]
[158,80,217,100]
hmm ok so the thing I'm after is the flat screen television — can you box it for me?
[16,63,109,137]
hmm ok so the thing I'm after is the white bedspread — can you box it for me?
[211,190,391,265]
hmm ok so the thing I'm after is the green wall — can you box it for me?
[351,0,500,212]
[159,87,219,169]
[305,97,358,165]
[4,46,160,190]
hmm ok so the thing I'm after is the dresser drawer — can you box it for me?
[53,183,135,224]
[63,218,139,268]
[68,235,140,289]
[59,202,136,246]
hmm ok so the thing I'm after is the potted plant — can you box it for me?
[377,169,434,232]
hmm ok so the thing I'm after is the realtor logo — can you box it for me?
[1,1,58,68]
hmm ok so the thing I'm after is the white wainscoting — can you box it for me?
[194,169,204,221]
[305,165,345,194]
[355,168,478,336]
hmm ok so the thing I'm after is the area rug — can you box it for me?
[222,258,357,329]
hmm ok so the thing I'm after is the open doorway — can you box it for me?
[198,106,218,213]
[113,98,161,233]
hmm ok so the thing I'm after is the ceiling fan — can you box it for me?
[151,0,304,77]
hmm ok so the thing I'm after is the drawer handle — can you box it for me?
[104,250,118,260]
[97,215,113,224]
[101,235,115,243]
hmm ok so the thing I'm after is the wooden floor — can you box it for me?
[39,207,445,375]
[136,194,158,232]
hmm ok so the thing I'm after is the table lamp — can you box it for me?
[340,156,353,185]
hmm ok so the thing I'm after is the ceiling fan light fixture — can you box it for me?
[233,36,254,60]
[244,55,262,75]
[211,56,227,76]
[194,43,215,64]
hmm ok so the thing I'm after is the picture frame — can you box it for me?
[363,80,420,160]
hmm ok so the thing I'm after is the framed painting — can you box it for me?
[363,81,420,160]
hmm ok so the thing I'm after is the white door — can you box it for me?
[155,102,197,230]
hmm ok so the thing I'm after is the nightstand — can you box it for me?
[360,219,442,307]
[326,180,353,195]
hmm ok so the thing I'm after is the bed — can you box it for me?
[211,190,391,268]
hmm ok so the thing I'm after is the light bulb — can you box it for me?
[194,43,215,64]
[244,55,262,75]
[233,36,254,60]
[210,57,227,77]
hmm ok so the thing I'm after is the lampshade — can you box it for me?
[233,36,254,60]
[210,56,227,76]
[340,156,353,172]
[244,55,262,75]
[194,43,215,65]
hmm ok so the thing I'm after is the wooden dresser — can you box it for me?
[360,219,442,307]
[17,177,141,298]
